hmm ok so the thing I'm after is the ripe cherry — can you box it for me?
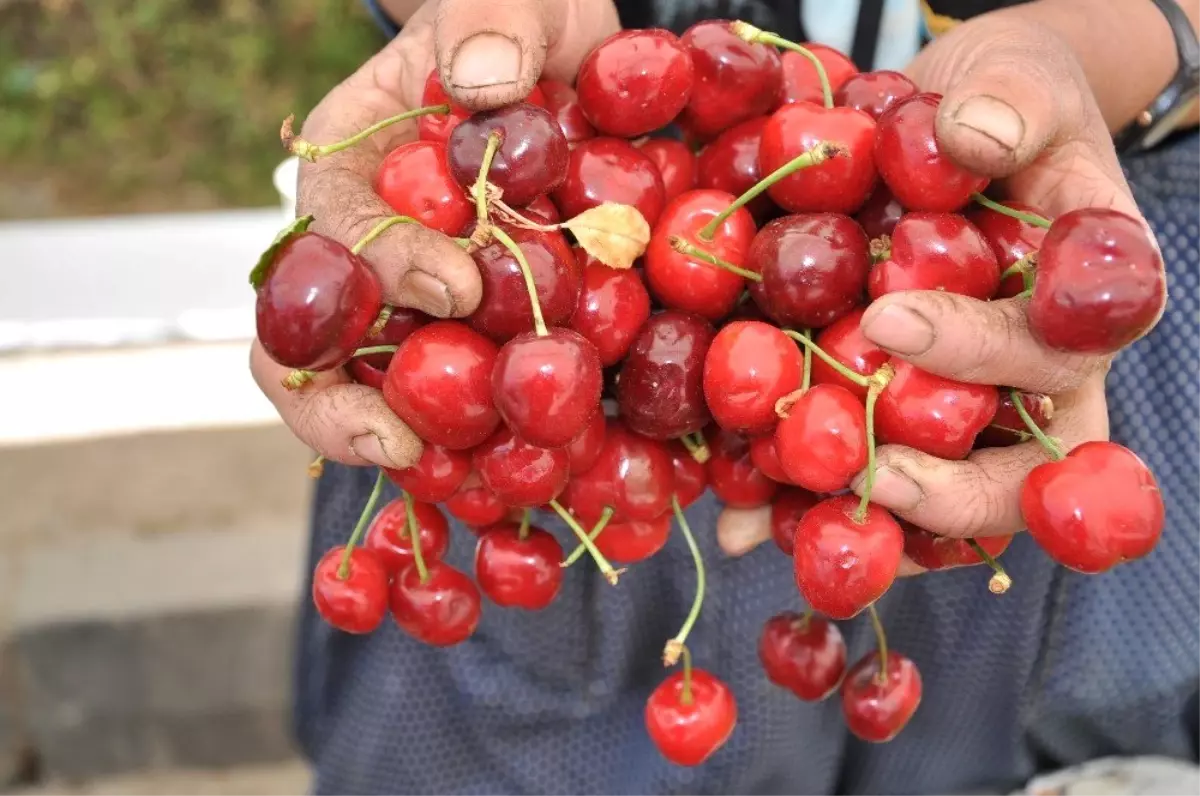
[384,321,500,450]
[703,321,803,435]
[770,487,820,555]
[775,384,867,493]
[809,307,888,400]
[589,420,676,521]
[749,434,791,484]
[418,69,548,145]
[312,546,389,634]
[475,522,564,610]
[678,20,782,140]
[869,212,1000,301]
[639,138,698,203]
[669,440,709,509]
[855,185,905,239]
[375,140,474,236]
[875,93,989,212]
[444,475,509,527]
[696,117,777,222]
[553,137,666,227]
[522,194,563,224]
[966,200,1048,298]
[390,560,482,647]
[874,360,999,461]
[576,29,694,137]
[557,464,615,527]
[346,308,428,389]
[1021,441,1164,574]
[901,521,1012,571]
[594,514,672,564]
[759,613,847,701]
[975,390,1053,449]
[617,310,715,439]
[708,429,779,508]
[448,103,569,206]
[834,70,918,120]
[473,427,570,508]
[645,668,738,766]
[792,495,903,620]
[570,256,652,366]
[778,44,858,106]
[841,650,922,742]
[384,444,471,503]
[366,498,451,575]
[759,103,878,214]
[566,411,607,474]
[537,79,596,145]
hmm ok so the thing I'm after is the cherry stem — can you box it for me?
[474,131,503,223]
[368,305,393,337]
[1010,388,1066,461]
[796,607,814,629]
[1000,252,1039,293]
[854,364,895,524]
[549,500,622,584]
[698,141,841,240]
[402,490,429,584]
[782,329,870,388]
[284,104,451,163]
[867,603,889,682]
[287,344,398,390]
[518,508,531,542]
[307,455,325,479]
[663,495,706,668]
[491,225,548,337]
[971,193,1052,229]
[561,506,615,567]
[351,216,418,255]
[729,21,833,108]
[677,642,695,707]
[337,468,386,580]
[800,329,813,391]
[679,432,711,464]
[352,344,400,357]
[668,236,762,281]
[966,539,1012,595]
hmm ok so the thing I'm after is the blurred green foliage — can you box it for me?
[0,0,380,217]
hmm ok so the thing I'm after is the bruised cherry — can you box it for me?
[617,310,715,439]
[473,427,570,508]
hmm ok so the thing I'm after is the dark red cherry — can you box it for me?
[255,232,383,371]
[855,185,905,239]
[678,20,783,140]
[384,321,500,450]
[384,444,471,503]
[312,546,389,634]
[748,212,870,328]
[553,137,666,227]
[346,308,429,389]
[669,440,709,508]
[444,474,509,528]
[869,212,1000,301]
[778,44,858,106]
[645,668,738,766]
[874,359,1000,461]
[418,69,548,145]
[537,79,596,144]
[577,29,694,137]
[473,427,570,507]
[809,307,888,400]
[448,103,569,206]
[594,514,672,563]
[708,429,778,508]
[390,560,482,647]
[770,487,820,555]
[366,498,451,575]
[617,310,715,439]
[759,612,847,701]
[975,390,1053,449]
[966,200,1048,298]
[570,257,652,366]
[696,117,778,222]
[590,420,675,521]
[834,70,918,120]
[522,193,563,224]
[639,138,698,203]
[775,384,867,493]
[901,521,1013,571]
[703,320,803,435]
[841,651,922,742]
[566,411,607,474]
[760,103,878,214]
[749,434,792,484]
[475,522,564,610]
[375,140,473,236]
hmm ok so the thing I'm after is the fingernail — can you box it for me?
[862,303,935,355]
[402,271,454,317]
[953,95,1025,152]
[349,433,397,469]
[450,32,521,90]
[854,466,923,512]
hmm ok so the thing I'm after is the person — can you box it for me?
[250,1,1200,792]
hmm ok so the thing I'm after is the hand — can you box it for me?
[251,0,619,470]
[718,12,1164,573]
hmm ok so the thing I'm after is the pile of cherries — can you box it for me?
[255,19,1168,766]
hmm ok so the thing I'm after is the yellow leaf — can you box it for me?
[563,202,650,270]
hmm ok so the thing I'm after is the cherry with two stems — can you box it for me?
[841,605,922,742]
[475,511,564,610]
[759,611,847,701]
[312,469,390,633]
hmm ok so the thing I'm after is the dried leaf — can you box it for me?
[249,215,313,288]
[563,202,649,270]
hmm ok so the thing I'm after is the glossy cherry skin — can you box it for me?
[874,360,1000,461]
[793,495,904,620]
[696,117,777,222]
[570,257,652,366]
[390,560,482,647]
[366,498,451,575]
[855,185,905,240]
[575,420,675,521]
[748,213,870,328]
[678,20,783,140]
[759,613,847,701]
[444,475,509,527]
[1021,441,1164,574]
[566,411,607,474]
[645,668,738,767]
[492,328,603,449]
[448,103,569,206]
[617,310,715,439]
[1029,208,1166,353]
[475,523,564,610]
[553,137,666,227]
[875,93,989,212]
[975,390,1053,449]
[703,321,804,435]
[708,429,779,509]
[473,427,570,508]
[639,138,698,203]
[645,189,757,320]
[594,514,672,564]
[384,321,500,450]
[419,69,548,145]
[669,440,709,508]
[770,487,821,555]
[749,434,791,484]
[538,79,596,144]
[901,521,1013,571]
[375,141,473,236]
[966,200,1048,298]
[346,308,428,389]
[760,103,878,214]
[869,212,1000,300]
[312,546,389,634]
[841,651,922,742]
[778,44,859,106]
[775,384,867,493]
[384,444,471,503]
[809,307,888,400]
[834,70,918,120]
[577,29,694,137]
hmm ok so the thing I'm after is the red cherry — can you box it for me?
[1021,441,1164,573]
[875,93,989,212]
[537,79,596,144]
[390,560,482,647]
[577,29,694,137]
[448,103,569,206]
[841,651,922,742]
[617,310,715,439]
[708,429,779,508]
[639,138,698,203]
[833,70,917,120]
[668,440,709,509]
[375,140,473,236]
[570,256,652,366]
[590,420,676,521]
[594,514,672,563]
[975,390,1053,449]
[759,103,878,214]
[384,444,471,503]
[759,613,847,701]
[492,328,603,449]
[384,321,500,450]
[747,212,870,328]
[775,384,867,493]
[1029,208,1166,353]
[868,212,1000,301]
[809,307,888,400]
[645,668,738,766]
[749,434,791,484]
[419,70,548,145]
[855,185,905,240]
[346,308,429,389]
[769,487,820,555]
[366,498,451,575]
[778,44,858,106]
[793,495,903,620]
[696,117,778,222]
[444,475,509,527]
[965,200,1048,298]
[703,320,803,435]
[312,546,389,634]
[475,522,564,610]
[553,137,666,227]
[558,465,615,527]
[874,360,999,461]
[901,521,1013,571]
[472,427,571,508]
[566,411,607,474]
[522,193,563,225]
[678,20,783,140]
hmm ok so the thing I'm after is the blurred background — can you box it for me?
[0,0,381,791]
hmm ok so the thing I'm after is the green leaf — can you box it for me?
[249,214,313,288]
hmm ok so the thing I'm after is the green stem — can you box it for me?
[367,304,393,337]
[287,104,451,162]
[782,329,870,388]
[549,500,621,584]
[1000,252,1039,293]
[729,22,832,108]
[664,496,705,666]
[668,236,762,281]
[1010,388,1066,460]
[853,365,893,524]
[474,131,503,223]
[677,643,694,706]
[351,216,418,255]
[402,490,428,584]
[351,344,400,358]
[518,508,531,541]
[971,193,1052,229]
[800,329,813,391]
[679,432,711,464]
[561,507,614,567]
[966,539,1012,594]
[337,469,386,580]
[868,603,889,681]
[492,226,548,337]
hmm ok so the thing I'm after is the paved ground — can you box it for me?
[7,760,311,796]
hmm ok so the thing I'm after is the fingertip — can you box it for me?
[369,225,482,318]
[716,505,773,558]
[937,93,1031,177]
[434,0,549,111]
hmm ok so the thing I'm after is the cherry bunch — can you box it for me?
[255,19,1168,766]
